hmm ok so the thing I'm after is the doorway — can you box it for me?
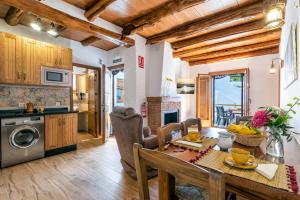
[212,73,244,126]
[196,69,249,127]
[72,64,101,142]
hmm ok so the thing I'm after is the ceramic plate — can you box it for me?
[224,156,258,169]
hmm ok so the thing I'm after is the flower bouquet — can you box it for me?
[250,97,300,157]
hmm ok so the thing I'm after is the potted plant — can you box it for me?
[251,97,300,158]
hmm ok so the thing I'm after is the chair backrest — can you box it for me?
[157,123,183,151]
[181,118,202,136]
[216,106,225,116]
[236,116,252,125]
[110,106,143,168]
[133,143,225,200]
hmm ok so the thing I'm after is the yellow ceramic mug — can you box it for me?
[188,131,200,141]
[231,148,254,164]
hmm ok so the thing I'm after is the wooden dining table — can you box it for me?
[159,127,300,200]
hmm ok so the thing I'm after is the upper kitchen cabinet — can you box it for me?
[40,42,56,67]
[0,32,22,84]
[56,47,73,70]
[40,44,72,70]
[21,38,41,85]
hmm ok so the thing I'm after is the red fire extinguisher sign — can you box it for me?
[138,56,144,69]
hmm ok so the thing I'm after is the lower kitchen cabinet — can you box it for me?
[45,113,77,152]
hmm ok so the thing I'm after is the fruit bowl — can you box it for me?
[233,132,266,147]
[227,124,266,147]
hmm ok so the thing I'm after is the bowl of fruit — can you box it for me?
[227,124,266,147]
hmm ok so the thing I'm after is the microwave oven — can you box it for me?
[41,66,72,87]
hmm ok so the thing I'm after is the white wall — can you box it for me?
[280,0,300,133]
[0,19,107,67]
[189,54,280,118]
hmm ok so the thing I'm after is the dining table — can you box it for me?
[159,127,300,200]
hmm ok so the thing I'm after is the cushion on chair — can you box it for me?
[143,134,159,149]
[175,185,208,200]
[143,127,151,137]
[113,106,135,116]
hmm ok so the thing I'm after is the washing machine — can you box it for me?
[1,116,45,168]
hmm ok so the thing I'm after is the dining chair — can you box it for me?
[157,123,183,151]
[181,118,202,136]
[133,143,225,200]
[216,106,234,126]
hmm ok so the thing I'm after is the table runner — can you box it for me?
[194,150,292,192]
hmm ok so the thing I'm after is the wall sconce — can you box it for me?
[30,18,42,31]
[269,58,282,74]
[265,0,285,29]
[47,23,58,36]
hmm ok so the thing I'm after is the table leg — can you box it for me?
[158,169,176,200]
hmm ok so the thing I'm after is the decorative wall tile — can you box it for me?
[0,84,70,107]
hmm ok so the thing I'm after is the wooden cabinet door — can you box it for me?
[57,47,72,70]
[62,113,78,146]
[21,38,41,84]
[0,32,22,83]
[40,42,56,67]
[45,115,63,150]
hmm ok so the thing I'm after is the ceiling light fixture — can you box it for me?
[47,23,58,36]
[30,18,42,31]
[265,0,285,29]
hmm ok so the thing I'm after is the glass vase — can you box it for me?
[266,127,284,158]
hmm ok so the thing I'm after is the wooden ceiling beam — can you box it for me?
[171,20,266,50]
[2,0,135,47]
[189,47,279,66]
[81,36,100,46]
[174,30,281,58]
[84,0,116,21]
[4,6,24,26]
[183,39,280,61]
[122,0,208,35]
[146,1,265,45]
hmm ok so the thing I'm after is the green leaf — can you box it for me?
[293,97,299,100]
[287,103,293,107]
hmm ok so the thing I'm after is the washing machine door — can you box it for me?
[9,125,40,149]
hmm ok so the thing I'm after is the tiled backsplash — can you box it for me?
[0,84,70,108]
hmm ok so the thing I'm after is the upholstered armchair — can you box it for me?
[110,106,158,179]
[181,118,202,136]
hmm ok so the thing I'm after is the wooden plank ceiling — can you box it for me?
[62,0,280,65]
[0,0,281,64]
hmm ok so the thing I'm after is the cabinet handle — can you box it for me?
[22,73,26,80]
[17,72,21,79]
[58,118,62,126]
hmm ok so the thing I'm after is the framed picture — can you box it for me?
[177,78,195,94]
[284,24,298,88]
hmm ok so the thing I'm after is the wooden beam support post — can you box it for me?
[2,0,135,47]
[171,20,266,50]
[174,29,281,58]
[4,6,24,26]
[81,36,100,46]
[84,0,116,21]
[189,47,279,66]
[146,1,266,45]
[122,0,207,35]
[183,39,280,61]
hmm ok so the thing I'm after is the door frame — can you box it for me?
[72,62,105,142]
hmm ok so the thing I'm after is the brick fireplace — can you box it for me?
[147,96,181,135]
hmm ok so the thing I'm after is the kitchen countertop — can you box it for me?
[0,109,78,119]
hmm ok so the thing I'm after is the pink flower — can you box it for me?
[252,110,269,128]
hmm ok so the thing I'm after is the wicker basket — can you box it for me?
[231,132,266,147]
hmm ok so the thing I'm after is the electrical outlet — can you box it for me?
[18,103,25,108]
[55,102,61,106]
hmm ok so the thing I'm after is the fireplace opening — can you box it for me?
[164,110,179,125]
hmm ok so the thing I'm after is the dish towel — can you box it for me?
[256,164,278,180]
[176,140,203,148]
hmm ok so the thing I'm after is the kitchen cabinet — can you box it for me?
[21,38,41,84]
[45,113,78,151]
[0,32,22,84]
[0,31,73,85]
